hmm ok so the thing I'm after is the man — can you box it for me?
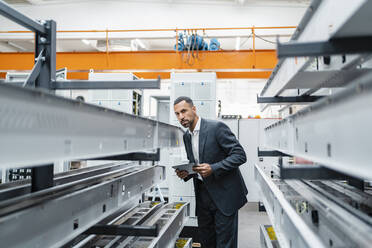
[173,96,248,248]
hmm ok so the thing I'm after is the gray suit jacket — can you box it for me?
[183,118,248,216]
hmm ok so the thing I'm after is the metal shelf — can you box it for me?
[0,165,165,248]
[263,72,372,180]
[0,83,183,169]
[254,164,325,248]
[255,163,372,248]
[260,0,372,107]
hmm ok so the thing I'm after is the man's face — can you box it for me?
[174,100,197,128]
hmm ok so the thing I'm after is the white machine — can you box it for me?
[168,72,217,218]
[170,72,216,126]
[88,72,143,115]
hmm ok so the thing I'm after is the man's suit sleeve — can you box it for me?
[210,121,247,180]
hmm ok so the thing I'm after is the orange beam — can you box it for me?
[0,50,276,79]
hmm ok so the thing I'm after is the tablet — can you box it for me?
[172,163,197,174]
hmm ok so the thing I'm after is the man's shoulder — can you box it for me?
[202,118,225,129]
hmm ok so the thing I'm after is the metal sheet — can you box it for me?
[260,0,369,99]
[0,165,165,248]
[263,72,372,180]
[0,83,183,169]
[52,78,161,90]
[254,164,326,248]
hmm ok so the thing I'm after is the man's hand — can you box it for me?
[193,163,213,178]
[176,169,189,179]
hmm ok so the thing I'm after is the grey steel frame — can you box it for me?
[0,83,183,169]
[285,179,372,247]
[113,202,190,248]
[0,165,165,248]
[0,0,169,193]
[277,36,372,58]
[254,164,325,248]
[260,0,322,97]
[256,163,372,248]
[0,0,160,91]
[263,72,372,180]
[147,202,190,248]
[52,77,161,89]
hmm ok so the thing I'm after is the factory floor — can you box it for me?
[238,202,270,248]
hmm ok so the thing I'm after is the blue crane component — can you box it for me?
[209,38,221,51]
[174,32,218,51]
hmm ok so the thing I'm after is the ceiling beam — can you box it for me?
[0,49,276,79]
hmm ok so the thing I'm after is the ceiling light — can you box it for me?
[81,39,90,45]
[135,39,146,49]
[235,37,241,50]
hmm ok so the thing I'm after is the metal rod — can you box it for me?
[52,77,161,89]
[83,224,159,236]
[277,36,372,58]
[280,164,346,180]
[23,49,44,87]
[0,1,46,34]
[257,95,324,104]
[94,149,160,161]
[257,148,290,157]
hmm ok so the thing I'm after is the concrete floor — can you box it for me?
[238,202,271,248]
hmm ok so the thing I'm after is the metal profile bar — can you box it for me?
[69,201,165,247]
[257,148,289,157]
[94,149,160,161]
[264,72,372,180]
[257,95,324,104]
[259,0,322,97]
[146,202,190,248]
[52,77,161,90]
[285,179,372,247]
[254,164,326,248]
[84,224,159,236]
[277,36,372,58]
[280,164,346,180]
[34,20,56,91]
[0,1,46,34]
[260,1,370,100]
[0,83,183,169]
[0,166,164,248]
[23,49,44,87]
[0,162,133,201]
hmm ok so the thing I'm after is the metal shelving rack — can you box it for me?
[0,1,187,247]
[256,0,372,247]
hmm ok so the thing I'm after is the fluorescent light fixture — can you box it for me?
[81,39,90,45]
[135,39,146,49]
[235,37,241,50]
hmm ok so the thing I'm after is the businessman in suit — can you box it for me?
[173,96,248,248]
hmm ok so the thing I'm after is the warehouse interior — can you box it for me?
[1,0,372,247]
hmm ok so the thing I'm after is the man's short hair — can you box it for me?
[174,96,194,106]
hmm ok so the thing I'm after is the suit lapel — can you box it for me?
[199,118,208,163]
[184,132,195,163]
